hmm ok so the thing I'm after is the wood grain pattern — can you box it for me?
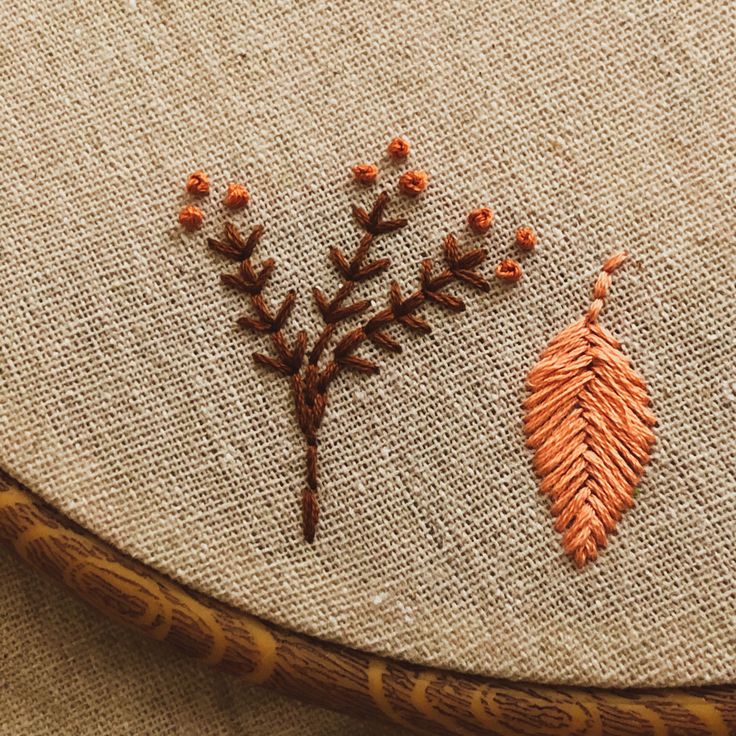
[0,473,733,736]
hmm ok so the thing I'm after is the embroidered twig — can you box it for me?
[523,253,656,567]
[207,191,489,542]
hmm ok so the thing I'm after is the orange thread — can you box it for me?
[352,164,379,185]
[186,170,210,196]
[178,205,203,231]
[515,226,537,251]
[398,170,429,197]
[224,183,250,209]
[387,137,410,161]
[523,252,656,567]
[495,258,523,282]
[467,207,494,234]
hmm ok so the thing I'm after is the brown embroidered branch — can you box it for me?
[207,192,489,543]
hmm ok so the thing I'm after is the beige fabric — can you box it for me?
[1,0,734,687]
[0,550,407,736]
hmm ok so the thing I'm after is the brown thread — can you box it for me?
[523,252,656,567]
[224,183,250,209]
[515,226,537,251]
[179,205,204,231]
[206,191,489,543]
[398,170,429,197]
[387,137,410,160]
[467,207,494,234]
[352,164,379,185]
[495,258,523,282]
[186,170,210,196]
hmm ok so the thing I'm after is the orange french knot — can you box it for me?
[515,226,537,251]
[398,170,429,197]
[467,207,494,234]
[352,164,379,185]
[495,258,522,282]
[186,170,210,196]
[224,183,250,209]
[178,205,203,231]
[523,252,656,568]
[387,137,410,160]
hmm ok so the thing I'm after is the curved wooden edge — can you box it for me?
[0,474,733,736]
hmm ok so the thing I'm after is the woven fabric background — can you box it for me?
[0,550,406,735]
[1,0,734,686]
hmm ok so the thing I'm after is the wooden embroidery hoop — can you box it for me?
[0,471,733,735]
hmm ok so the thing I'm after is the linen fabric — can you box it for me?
[1,0,734,686]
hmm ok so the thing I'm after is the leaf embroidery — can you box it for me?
[523,253,656,567]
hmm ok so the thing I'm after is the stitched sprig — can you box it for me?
[316,232,490,388]
[208,225,305,377]
[193,133,542,548]
[206,190,489,543]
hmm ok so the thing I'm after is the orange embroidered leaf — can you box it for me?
[523,252,656,568]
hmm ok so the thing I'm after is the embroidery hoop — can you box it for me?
[0,472,733,734]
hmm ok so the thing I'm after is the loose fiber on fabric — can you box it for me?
[0,0,734,687]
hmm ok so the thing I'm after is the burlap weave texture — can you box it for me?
[1,0,734,686]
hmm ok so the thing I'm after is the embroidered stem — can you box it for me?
[586,251,628,322]
[208,193,489,543]
[295,193,405,540]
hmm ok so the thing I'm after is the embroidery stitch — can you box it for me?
[352,164,379,185]
[387,137,410,160]
[179,204,204,231]
[398,170,429,197]
[523,252,656,567]
[224,183,250,209]
[495,258,523,282]
[206,190,489,543]
[186,170,210,196]
[515,226,537,251]
[467,207,494,234]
